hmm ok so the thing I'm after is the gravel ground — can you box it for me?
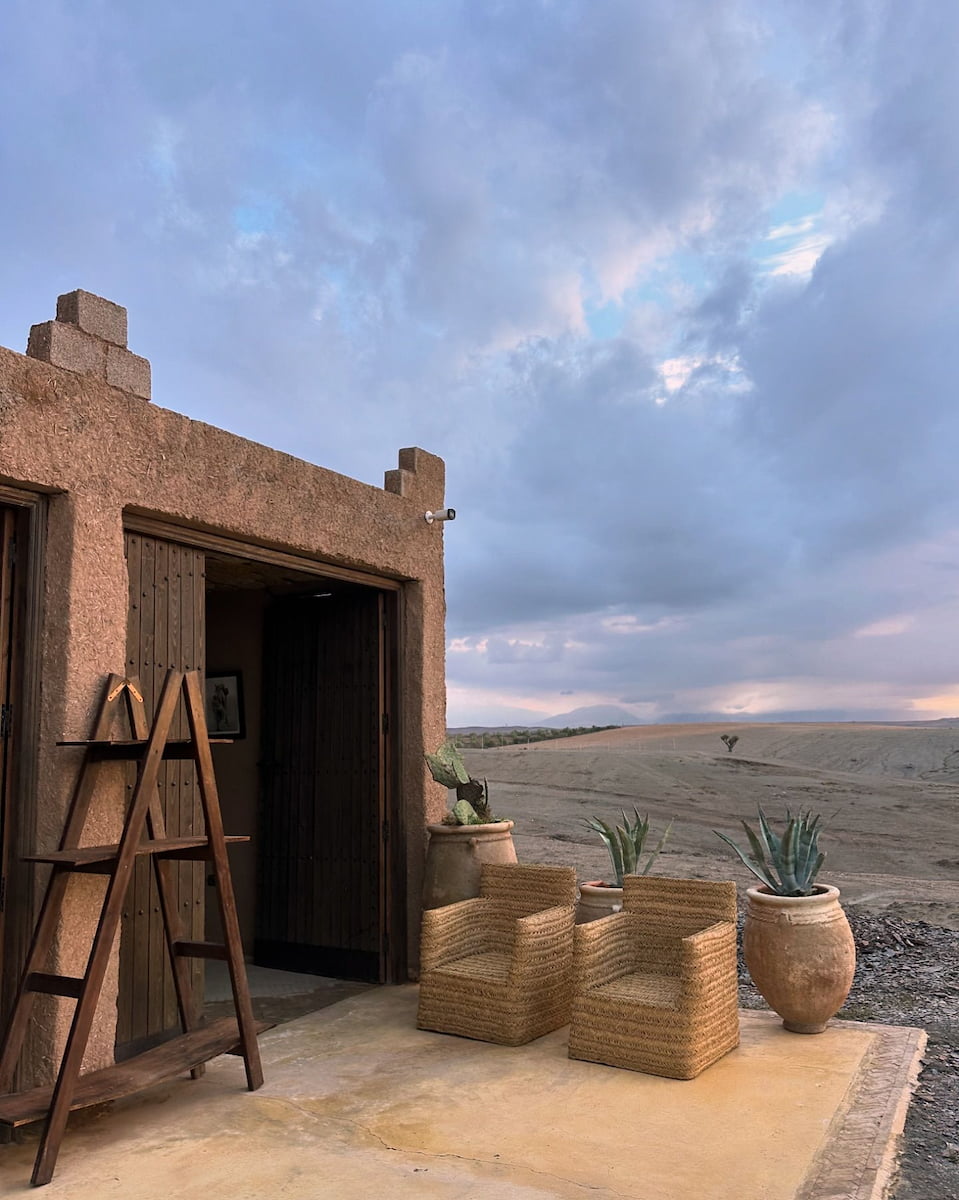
[737,907,959,1199]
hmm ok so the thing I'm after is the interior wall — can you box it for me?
[205,588,266,954]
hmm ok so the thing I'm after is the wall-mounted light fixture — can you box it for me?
[425,508,456,524]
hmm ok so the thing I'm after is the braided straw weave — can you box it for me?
[568,877,739,1079]
[417,863,578,1046]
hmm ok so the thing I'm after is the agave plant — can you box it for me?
[714,808,826,897]
[424,740,495,824]
[583,809,673,887]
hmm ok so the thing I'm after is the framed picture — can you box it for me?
[205,671,246,739]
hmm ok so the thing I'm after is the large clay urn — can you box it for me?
[422,821,517,909]
[744,884,856,1033]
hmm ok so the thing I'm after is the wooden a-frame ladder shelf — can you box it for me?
[0,669,264,1187]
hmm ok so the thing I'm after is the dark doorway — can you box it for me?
[255,589,389,982]
[0,507,20,1012]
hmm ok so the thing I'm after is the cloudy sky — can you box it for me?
[2,1,958,727]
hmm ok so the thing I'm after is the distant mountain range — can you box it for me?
[537,704,644,728]
[450,704,643,734]
[449,706,959,735]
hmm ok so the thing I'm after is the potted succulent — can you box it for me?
[714,808,855,1033]
[421,740,516,909]
[578,809,672,923]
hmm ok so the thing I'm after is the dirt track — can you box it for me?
[461,721,959,927]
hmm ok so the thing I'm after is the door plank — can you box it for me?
[119,532,205,1054]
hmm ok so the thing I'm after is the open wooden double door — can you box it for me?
[120,530,399,1055]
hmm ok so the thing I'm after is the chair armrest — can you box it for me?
[680,920,737,960]
[679,921,738,1003]
[420,898,495,970]
[572,912,636,992]
[510,905,576,982]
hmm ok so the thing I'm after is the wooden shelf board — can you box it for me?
[0,1018,269,1128]
[24,836,250,867]
[56,739,233,760]
[57,740,234,746]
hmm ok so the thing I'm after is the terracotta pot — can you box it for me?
[744,884,856,1034]
[576,881,623,924]
[421,820,516,909]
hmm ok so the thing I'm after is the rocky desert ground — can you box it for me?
[463,721,959,1199]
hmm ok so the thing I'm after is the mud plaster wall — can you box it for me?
[0,316,449,1085]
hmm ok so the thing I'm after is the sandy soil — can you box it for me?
[461,721,959,928]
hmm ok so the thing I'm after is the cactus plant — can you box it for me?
[714,808,826,896]
[425,740,495,824]
[583,809,672,887]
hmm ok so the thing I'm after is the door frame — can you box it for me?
[0,485,46,1031]
[379,589,405,983]
[124,513,407,982]
[124,512,403,593]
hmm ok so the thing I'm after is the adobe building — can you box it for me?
[0,290,449,1084]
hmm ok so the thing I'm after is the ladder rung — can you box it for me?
[0,1018,270,1128]
[173,940,229,961]
[26,973,84,999]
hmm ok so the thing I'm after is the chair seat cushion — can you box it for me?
[434,950,511,985]
[592,971,680,1009]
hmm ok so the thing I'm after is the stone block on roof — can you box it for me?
[105,345,151,400]
[56,290,128,347]
[26,320,107,377]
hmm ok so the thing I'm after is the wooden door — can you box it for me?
[119,531,205,1054]
[257,589,388,981]
[0,508,19,998]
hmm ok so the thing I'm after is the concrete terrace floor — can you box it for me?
[0,987,924,1200]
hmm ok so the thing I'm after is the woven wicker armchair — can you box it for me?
[568,876,739,1079]
[417,862,578,1046]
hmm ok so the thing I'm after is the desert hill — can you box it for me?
[520,719,959,781]
[460,720,959,928]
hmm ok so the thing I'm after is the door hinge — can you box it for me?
[7,537,16,569]
[0,874,5,914]
[382,818,390,843]
[381,712,389,735]
[0,703,12,740]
